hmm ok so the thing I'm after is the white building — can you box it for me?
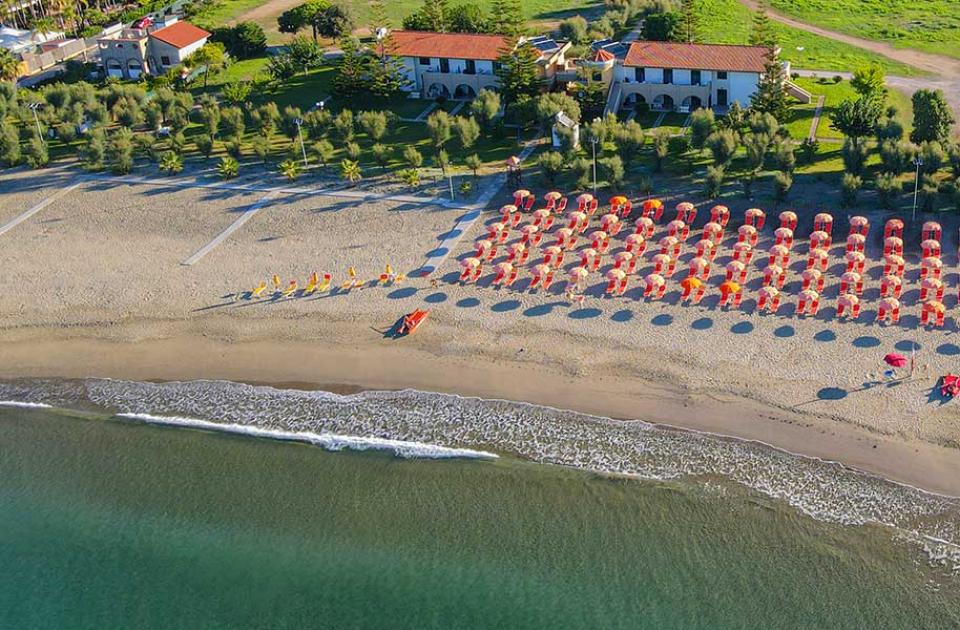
[389,30,570,100]
[590,40,787,114]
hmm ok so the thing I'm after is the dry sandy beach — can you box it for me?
[3,165,960,496]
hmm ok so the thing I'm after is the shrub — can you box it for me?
[25,134,49,169]
[879,140,918,174]
[570,157,592,189]
[652,129,669,172]
[538,150,564,186]
[772,140,795,173]
[689,108,715,150]
[704,165,724,199]
[340,158,362,183]
[464,153,482,178]
[403,146,423,169]
[841,137,869,176]
[106,128,133,174]
[840,173,862,207]
[397,168,421,188]
[773,171,792,201]
[798,138,818,165]
[371,143,390,170]
[345,141,361,160]
[598,155,624,188]
[312,139,334,165]
[920,141,945,173]
[874,172,902,209]
[705,129,738,166]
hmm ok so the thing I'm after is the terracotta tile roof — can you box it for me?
[624,41,770,72]
[594,48,615,62]
[391,30,510,61]
[149,21,210,49]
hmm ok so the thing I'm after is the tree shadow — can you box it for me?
[611,309,633,322]
[731,321,754,334]
[387,287,417,300]
[817,387,848,400]
[651,313,673,326]
[424,292,448,303]
[456,297,481,308]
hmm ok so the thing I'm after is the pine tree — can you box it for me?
[680,0,700,43]
[489,0,523,36]
[422,0,450,32]
[750,48,789,122]
[334,36,370,95]
[495,40,541,105]
[369,0,412,96]
[749,2,777,47]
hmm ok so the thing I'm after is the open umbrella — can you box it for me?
[884,353,908,368]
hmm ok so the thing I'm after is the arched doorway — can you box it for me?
[681,95,702,111]
[427,83,451,99]
[127,59,143,79]
[652,94,674,111]
[105,59,123,78]
[453,84,476,100]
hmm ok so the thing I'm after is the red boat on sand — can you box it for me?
[397,309,429,336]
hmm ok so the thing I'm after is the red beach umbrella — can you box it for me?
[884,353,908,368]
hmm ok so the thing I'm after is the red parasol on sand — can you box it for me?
[884,353,908,368]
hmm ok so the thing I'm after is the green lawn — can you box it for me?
[697,0,921,76]
[767,0,960,60]
[784,76,914,140]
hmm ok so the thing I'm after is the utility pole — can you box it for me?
[911,156,923,224]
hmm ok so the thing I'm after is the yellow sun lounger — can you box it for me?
[282,280,298,298]
[250,282,267,299]
[303,272,320,295]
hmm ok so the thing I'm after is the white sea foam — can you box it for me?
[117,412,499,460]
[0,400,52,409]
[3,377,960,571]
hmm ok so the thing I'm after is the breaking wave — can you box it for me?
[2,377,959,571]
[117,412,499,460]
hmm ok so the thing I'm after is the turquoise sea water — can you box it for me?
[2,395,960,629]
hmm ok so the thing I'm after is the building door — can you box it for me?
[663,68,673,84]
[691,70,700,85]
[716,88,728,107]
[439,58,450,73]
[464,59,475,75]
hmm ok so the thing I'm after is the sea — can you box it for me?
[2,378,960,629]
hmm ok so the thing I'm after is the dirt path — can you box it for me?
[735,0,960,124]
[232,0,300,23]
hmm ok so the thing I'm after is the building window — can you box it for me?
[717,88,728,107]
[161,55,171,66]
[439,58,450,73]
[419,57,430,65]
[717,71,728,80]
[492,61,501,72]
[465,59,476,75]
[691,70,700,85]
[592,71,602,82]
[634,67,644,82]
[663,68,673,84]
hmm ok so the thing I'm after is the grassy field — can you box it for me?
[697,0,919,75]
[767,0,960,60]
[781,76,914,141]
[189,0,923,76]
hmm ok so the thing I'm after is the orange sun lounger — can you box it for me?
[397,309,430,335]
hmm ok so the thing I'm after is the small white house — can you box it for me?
[552,111,579,149]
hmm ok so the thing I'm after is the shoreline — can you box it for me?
[3,322,960,497]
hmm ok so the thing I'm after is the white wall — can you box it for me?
[728,71,759,106]
[401,57,417,91]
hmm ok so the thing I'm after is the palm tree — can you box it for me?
[217,156,239,179]
[159,151,183,175]
[339,159,362,183]
[279,158,301,181]
[0,49,19,81]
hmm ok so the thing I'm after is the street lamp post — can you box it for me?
[911,156,924,224]
[294,117,308,167]
[591,136,598,196]
[28,102,43,143]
